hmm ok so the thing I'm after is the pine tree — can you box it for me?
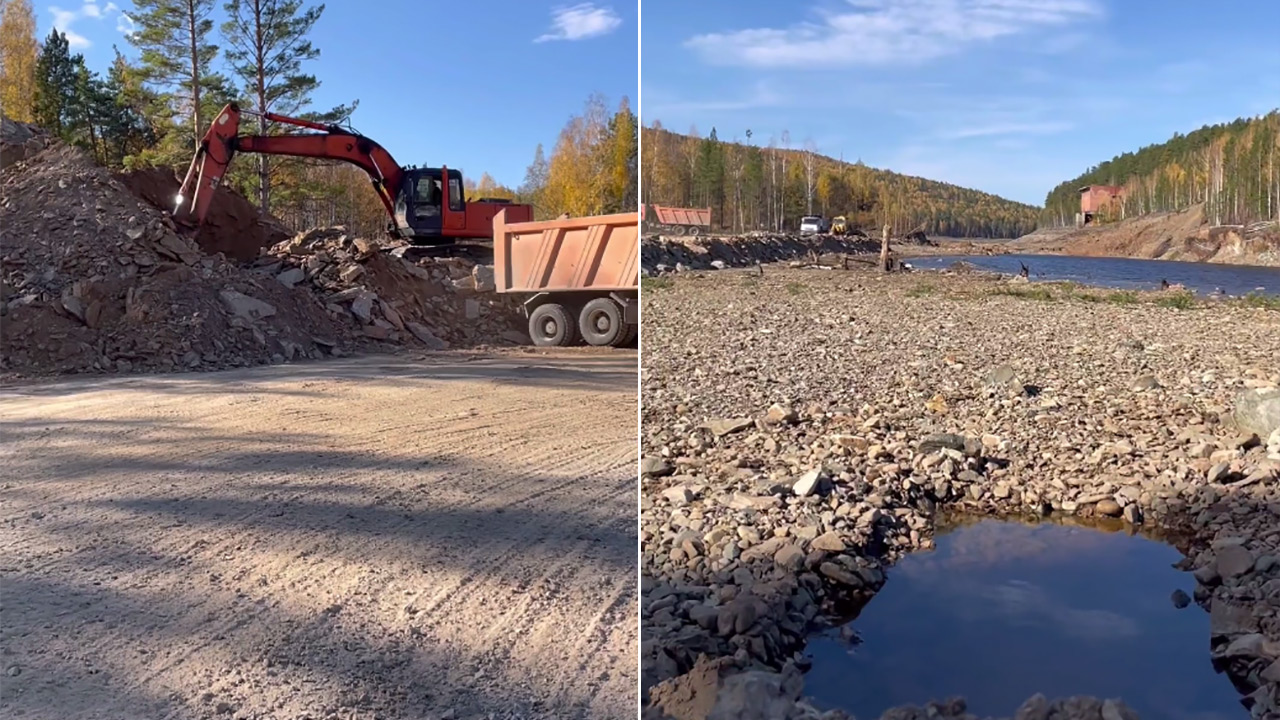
[33,30,78,136]
[222,0,356,211]
[129,0,225,151]
[0,0,37,122]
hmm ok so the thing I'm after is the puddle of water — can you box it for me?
[804,518,1244,719]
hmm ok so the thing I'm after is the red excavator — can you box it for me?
[173,103,533,245]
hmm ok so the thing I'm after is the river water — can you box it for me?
[804,519,1243,719]
[908,254,1280,297]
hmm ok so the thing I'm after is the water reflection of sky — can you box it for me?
[909,254,1280,297]
[805,520,1243,720]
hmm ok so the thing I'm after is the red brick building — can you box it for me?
[1078,185,1125,225]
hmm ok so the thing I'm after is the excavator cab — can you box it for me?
[393,168,466,243]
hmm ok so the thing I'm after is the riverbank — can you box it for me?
[640,266,1280,719]
[1012,207,1280,267]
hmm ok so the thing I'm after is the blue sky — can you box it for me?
[34,0,637,188]
[641,0,1280,206]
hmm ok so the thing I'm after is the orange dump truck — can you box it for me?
[492,209,639,347]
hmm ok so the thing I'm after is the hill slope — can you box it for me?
[642,125,1040,238]
[1041,111,1280,228]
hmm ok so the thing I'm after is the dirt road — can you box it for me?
[0,350,638,720]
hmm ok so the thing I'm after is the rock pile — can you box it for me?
[1,133,525,379]
[1,115,50,169]
[117,166,290,262]
[1,142,357,376]
[640,267,1280,718]
[643,654,1141,720]
[258,227,525,349]
[643,233,879,274]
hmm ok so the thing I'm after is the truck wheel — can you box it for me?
[528,303,578,347]
[688,226,701,236]
[579,298,626,347]
[673,225,687,236]
[615,323,638,348]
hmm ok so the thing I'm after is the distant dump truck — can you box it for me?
[492,209,638,348]
[645,204,711,236]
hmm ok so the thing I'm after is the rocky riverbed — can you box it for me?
[639,266,1280,719]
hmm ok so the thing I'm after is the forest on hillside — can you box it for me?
[0,0,636,236]
[1041,111,1280,228]
[641,123,1040,238]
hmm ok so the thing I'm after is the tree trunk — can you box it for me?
[187,0,202,149]
[880,223,891,272]
[254,0,269,212]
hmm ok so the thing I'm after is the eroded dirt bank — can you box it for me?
[0,350,638,720]
[640,267,1280,719]
[1014,207,1280,267]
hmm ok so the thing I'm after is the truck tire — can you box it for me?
[528,303,578,347]
[579,298,626,347]
[688,226,701,236]
[615,323,638,348]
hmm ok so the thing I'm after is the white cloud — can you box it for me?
[535,3,622,43]
[941,120,1073,139]
[48,0,133,49]
[116,12,136,34]
[685,0,1103,68]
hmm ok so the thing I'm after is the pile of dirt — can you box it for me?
[0,141,360,377]
[1,115,52,169]
[117,166,290,261]
[256,227,526,349]
[1014,204,1280,266]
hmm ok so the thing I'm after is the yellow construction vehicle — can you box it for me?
[830,216,849,235]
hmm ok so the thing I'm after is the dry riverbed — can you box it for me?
[1,350,638,720]
[639,267,1280,719]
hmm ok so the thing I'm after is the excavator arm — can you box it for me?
[174,103,406,234]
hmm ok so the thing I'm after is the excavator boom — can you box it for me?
[175,103,405,236]
[175,103,534,244]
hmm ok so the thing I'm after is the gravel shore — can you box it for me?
[639,265,1280,719]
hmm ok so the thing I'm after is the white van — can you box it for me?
[799,216,825,235]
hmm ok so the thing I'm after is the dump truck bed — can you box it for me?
[650,205,711,227]
[493,210,639,294]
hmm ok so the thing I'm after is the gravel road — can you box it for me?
[0,350,637,720]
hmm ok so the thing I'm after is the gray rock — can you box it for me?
[1014,693,1049,720]
[472,264,496,292]
[773,544,805,571]
[985,364,1020,388]
[663,485,694,505]
[1206,461,1231,483]
[792,469,822,497]
[764,403,798,425]
[918,433,968,455]
[1122,503,1142,524]
[350,292,376,323]
[1234,387,1280,437]
[406,322,449,350]
[819,562,862,587]
[218,289,276,320]
[1262,657,1280,683]
[1170,589,1191,609]
[1095,499,1122,517]
[276,267,306,288]
[688,604,719,630]
[702,418,754,437]
[1216,544,1254,578]
[641,457,674,477]
[811,531,845,553]
[1129,375,1162,391]
[1209,599,1258,638]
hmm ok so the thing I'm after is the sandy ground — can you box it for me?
[0,350,638,720]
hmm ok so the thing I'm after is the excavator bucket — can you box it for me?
[174,104,242,228]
